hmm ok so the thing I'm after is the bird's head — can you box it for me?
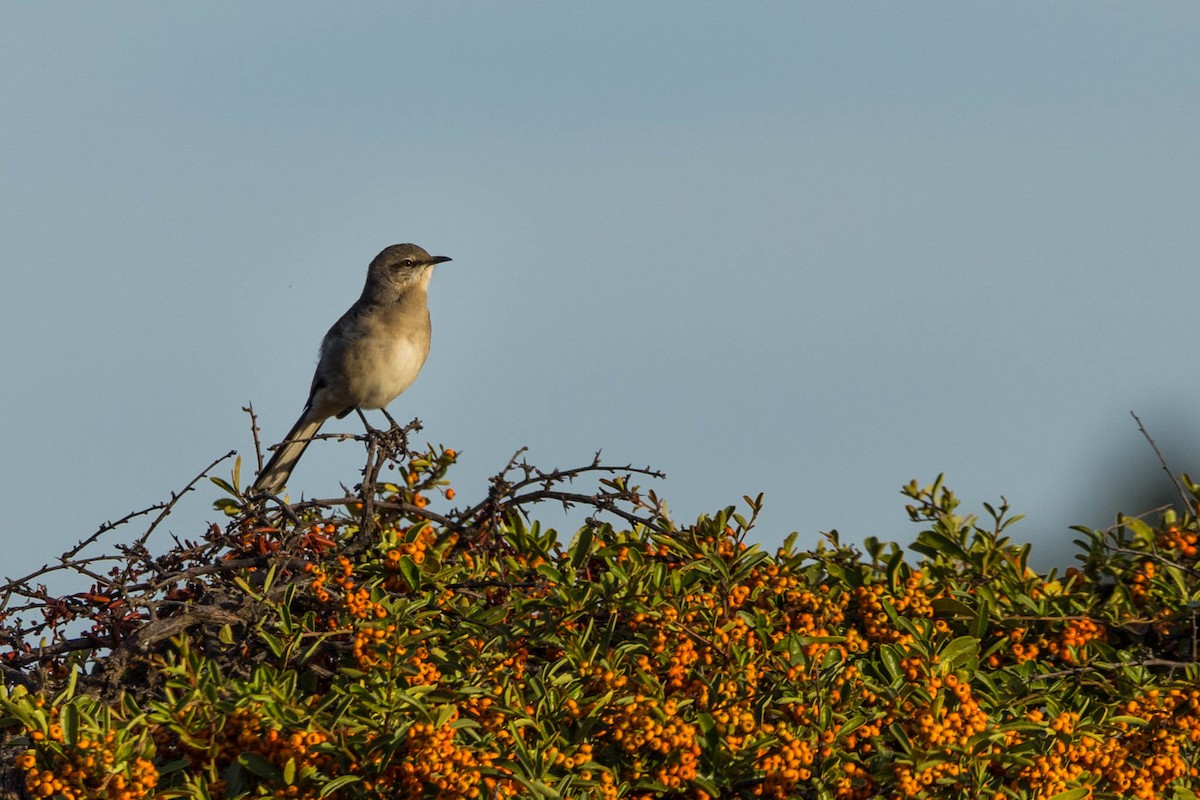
[364,243,452,297]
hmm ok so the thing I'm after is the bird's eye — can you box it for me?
[399,258,416,268]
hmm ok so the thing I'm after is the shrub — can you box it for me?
[3,426,1200,799]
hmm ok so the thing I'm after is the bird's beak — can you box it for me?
[429,255,452,265]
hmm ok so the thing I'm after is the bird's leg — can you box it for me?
[365,406,409,465]
[354,407,380,434]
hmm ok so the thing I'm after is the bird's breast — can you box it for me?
[348,334,428,409]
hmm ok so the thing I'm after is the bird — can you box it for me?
[251,243,451,496]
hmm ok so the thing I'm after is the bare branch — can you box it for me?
[1131,410,1193,512]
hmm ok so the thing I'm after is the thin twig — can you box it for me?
[136,450,237,551]
[1131,410,1193,512]
[244,403,263,475]
[62,503,167,561]
[1028,657,1198,683]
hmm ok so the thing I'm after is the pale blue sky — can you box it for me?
[4,4,1200,581]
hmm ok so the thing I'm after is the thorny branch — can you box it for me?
[0,415,671,700]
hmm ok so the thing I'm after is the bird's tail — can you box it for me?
[251,408,325,496]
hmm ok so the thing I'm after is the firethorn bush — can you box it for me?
[3,427,1200,799]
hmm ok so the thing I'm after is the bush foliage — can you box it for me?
[3,427,1200,800]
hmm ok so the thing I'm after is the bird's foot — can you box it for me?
[356,407,409,458]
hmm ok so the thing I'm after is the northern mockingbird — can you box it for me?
[251,243,451,495]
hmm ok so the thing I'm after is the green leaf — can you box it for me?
[888,721,913,755]
[320,776,362,797]
[399,555,421,590]
[570,526,593,570]
[0,695,39,730]
[506,774,561,799]
[282,757,296,785]
[214,497,241,515]
[1122,517,1155,546]
[280,585,295,634]
[536,562,564,583]
[238,752,281,781]
[156,758,192,777]
[880,645,903,684]
[60,703,78,745]
[1107,715,1149,727]
[233,575,261,599]
[209,476,237,495]
[886,548,905,591]
[930,597,974,618]
[839,714,865,735]
[910,529,967,562]
[435,704,458,729]
[971,595,992,641]
[259,631,285,658]
[222,763,243,798]
[938,636,979,671]
[260,562,278,594]
[1047,789,1091,800]
[792,635,846,645]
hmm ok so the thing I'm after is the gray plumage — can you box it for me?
[252,243,450,496]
